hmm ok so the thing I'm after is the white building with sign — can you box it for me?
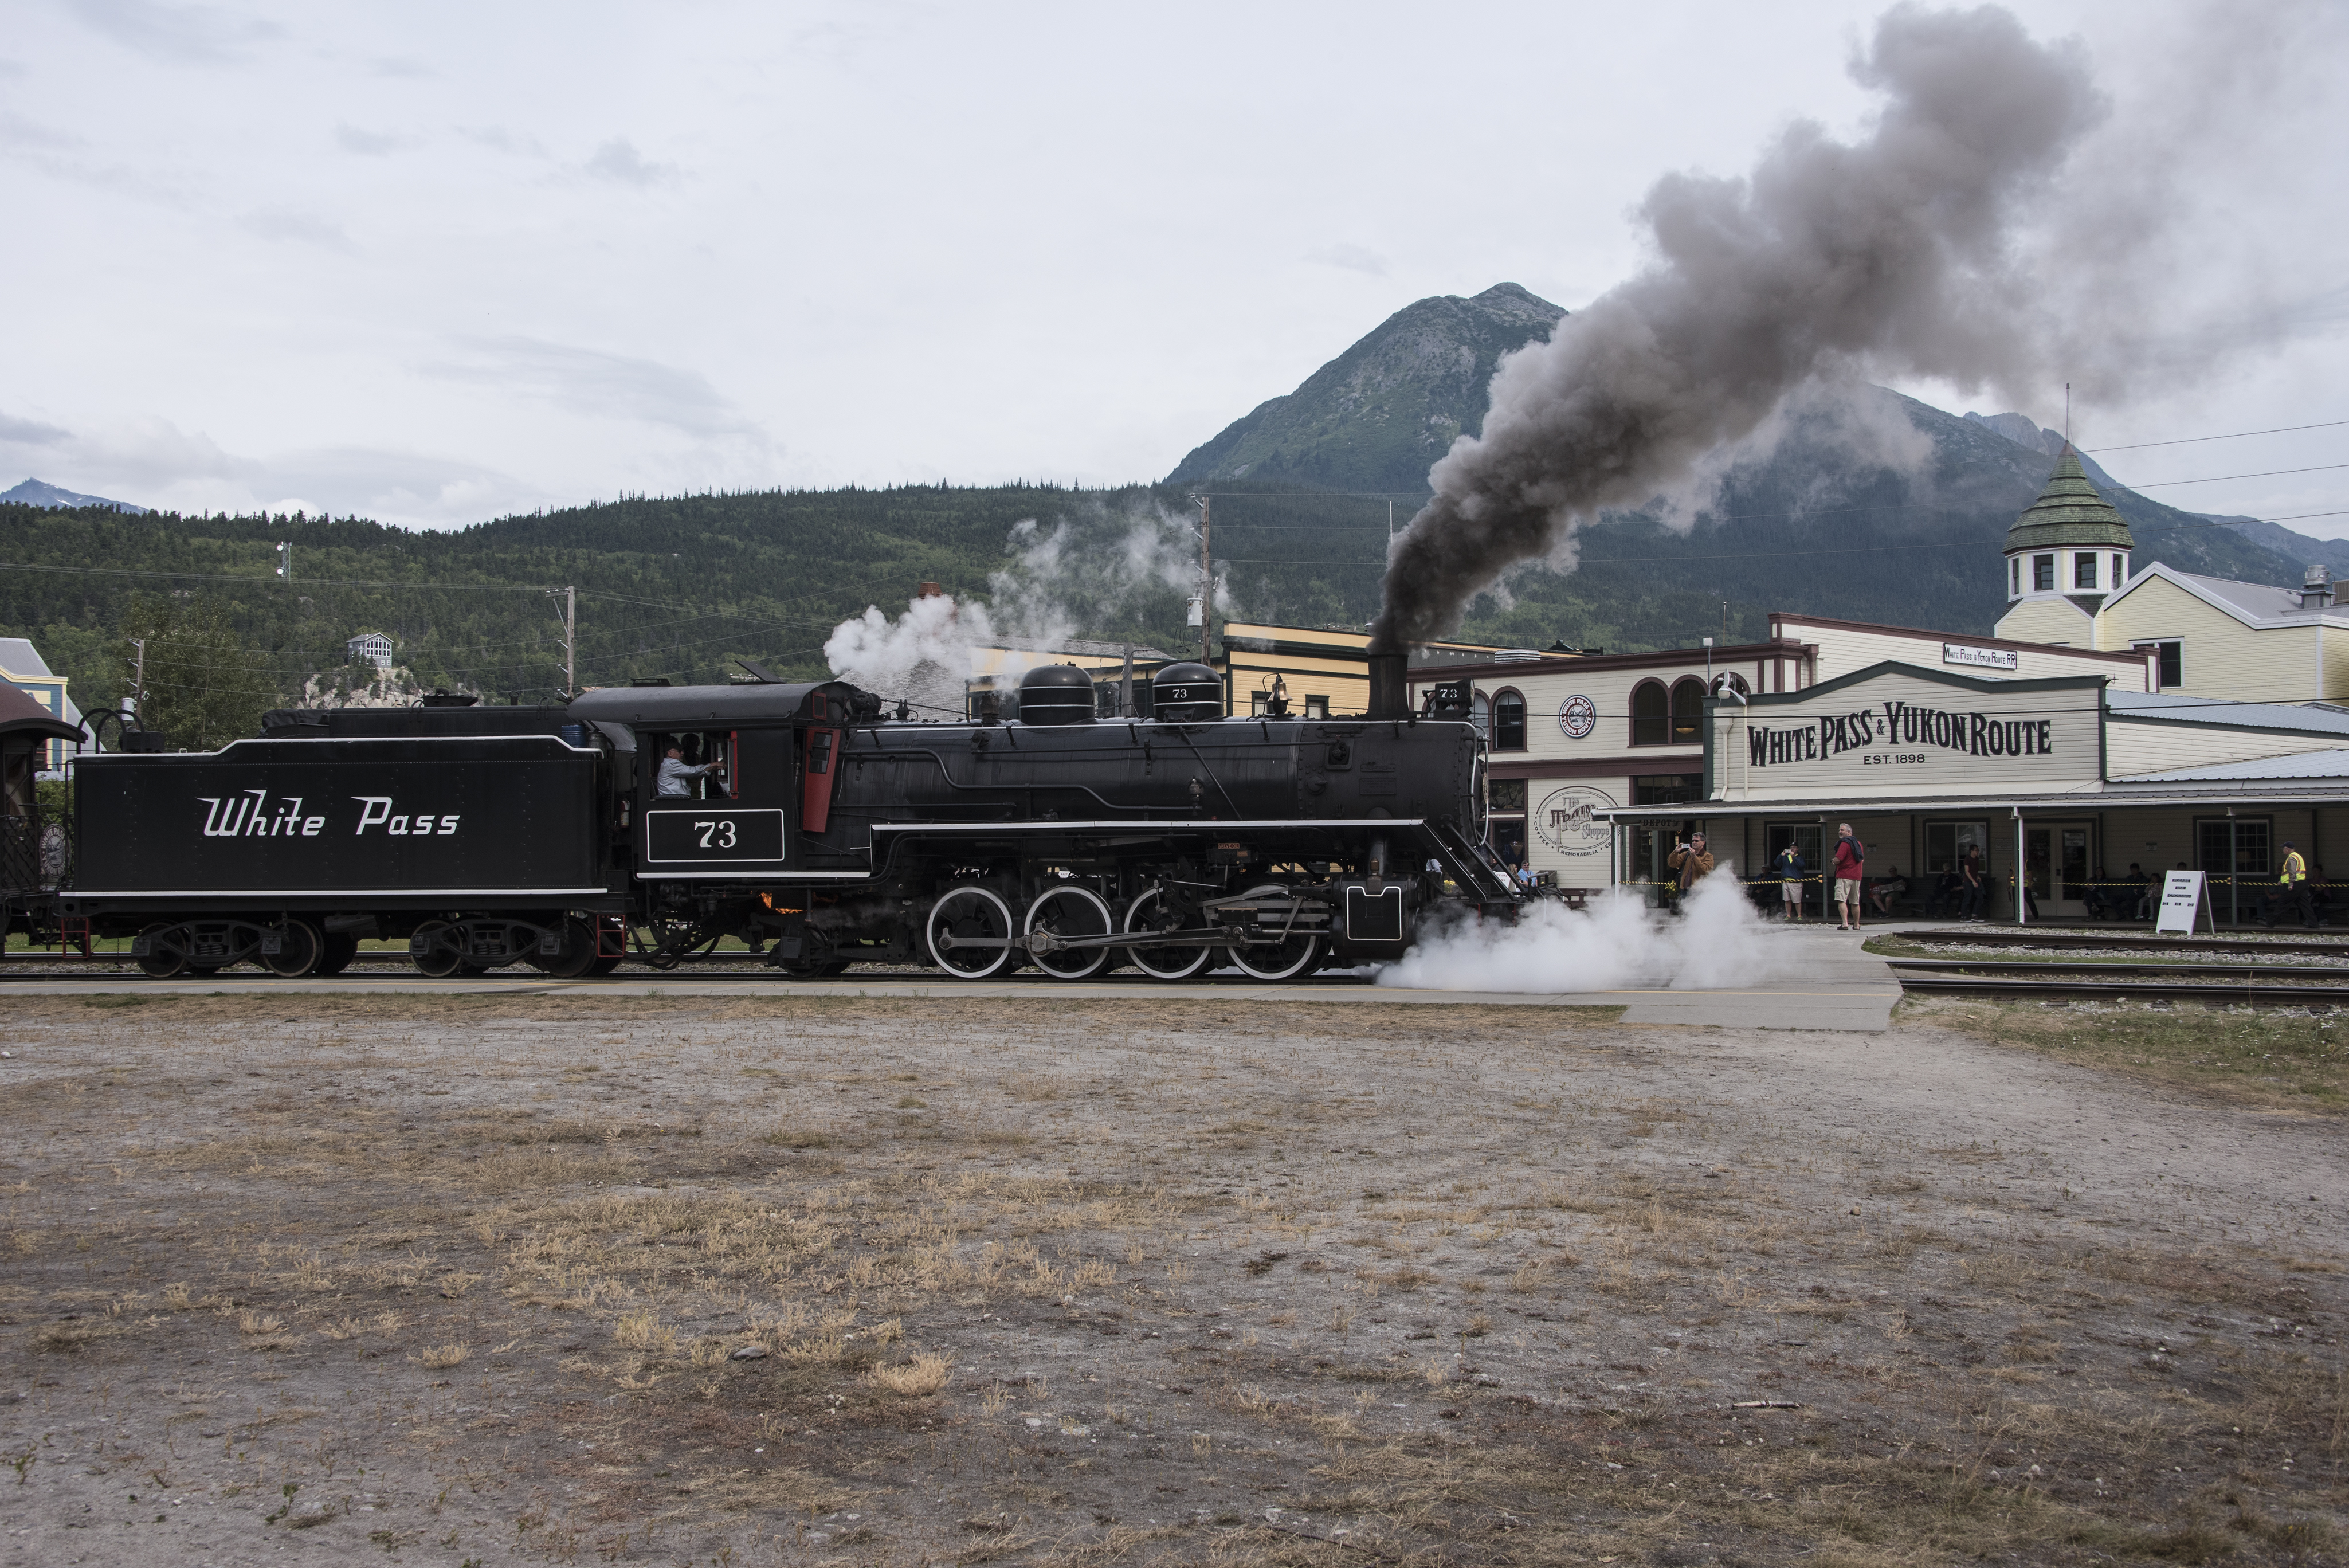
[1410,442,2349,924]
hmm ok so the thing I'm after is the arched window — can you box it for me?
[1492,689,1526,751]
[1630,680,1669,746]
[1670,677,1706,744]
[1472,691,1491,744]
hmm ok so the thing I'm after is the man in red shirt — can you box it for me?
[1831,822,1866,930]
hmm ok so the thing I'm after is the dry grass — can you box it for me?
[1901,994,2349,1112]
[1,991,2341,1566]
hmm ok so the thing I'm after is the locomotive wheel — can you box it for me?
[410,920,467,979]
[588,952,625,977]
[530,918,601,981]
[134,923,188,978]
[1023,885,1113,981]
[1120,888,1214,981]
[260,918,324,978]
[925,885,1017,980]
[314,933,359,975]
[1226,883,1322,982]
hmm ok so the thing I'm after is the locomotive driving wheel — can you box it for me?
[1023,885,1113,981]
[1120,887,1214,981]
[925,885,1017,980]
[1226,882,1322,982]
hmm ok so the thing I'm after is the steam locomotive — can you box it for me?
[34,653,1520,982]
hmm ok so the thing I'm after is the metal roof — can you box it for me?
[2112,747,2349,783]
[2106,689,2349,735]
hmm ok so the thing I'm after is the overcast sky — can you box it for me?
[3,0,2343,534]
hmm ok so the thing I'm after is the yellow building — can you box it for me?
[1993,446,2349,703]
[1219,622,1576,720]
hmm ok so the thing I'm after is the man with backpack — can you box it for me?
[1832,822,1866,931]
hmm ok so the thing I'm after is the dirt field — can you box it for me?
[0,993,2343,1566]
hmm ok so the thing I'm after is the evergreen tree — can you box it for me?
[116,593,280,751]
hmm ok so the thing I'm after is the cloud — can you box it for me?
[1307,242,1389,277]
[0,111,78,151]
[240,206,355,253]
[584,138,677,189]
[422,336,751,437]
[0,108,194,205]
[66,0,284,65]
[333,123,414,156]
[458,125,549,159]
[366,56,432,79]
[0,411,72,445]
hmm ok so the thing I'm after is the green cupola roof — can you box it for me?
[2006,446,2133,552]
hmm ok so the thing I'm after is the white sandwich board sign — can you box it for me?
[2155,870,2209,935]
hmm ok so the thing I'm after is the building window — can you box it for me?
[1492,689,1526,751]
[2197,817,2271,881]
[2134,639,2182,689]
[1669,677,1705,744]
[1487,778,1527,811]
[1250,691,1270,716]
[2033,554,2056,591]
[2010,557,2021,597]
[2112,552,2127,586]
[1304,694,1328,720]
[1924,821,1989,875]
[1630,679,1669,746]
[1470,691,1489,743]
[2073,553,2098,590]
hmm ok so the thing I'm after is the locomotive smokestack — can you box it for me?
[1366,652,1409,720]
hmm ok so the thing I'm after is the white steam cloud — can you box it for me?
[824,499,1232,715]
[1377,869,1784,994]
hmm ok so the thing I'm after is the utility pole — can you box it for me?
[276,540,291,582]
[127,637,146,721]
[548,587,576,697]
[1191,495,1213,664]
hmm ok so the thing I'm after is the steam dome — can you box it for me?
[1017,664,1096,726]
[1152,661,1222,723]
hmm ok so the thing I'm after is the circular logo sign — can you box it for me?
[1558,693,1598,740]
[1532,785,1615,856]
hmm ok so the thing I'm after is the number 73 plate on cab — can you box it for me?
[644,807,787,864]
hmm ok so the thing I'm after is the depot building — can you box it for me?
[1410,450,2349,922]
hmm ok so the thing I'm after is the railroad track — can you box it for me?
[1887,927,2349,958]
[1886,955,2349,1006]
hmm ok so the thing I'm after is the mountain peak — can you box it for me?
[1166,284,1566,493]
[2,477,149,514]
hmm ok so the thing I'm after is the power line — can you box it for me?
[2123,462,2349,489]
[2085,418,2349,453]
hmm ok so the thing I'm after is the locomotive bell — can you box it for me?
[1017,664,1097,725]
[1151,661,1222,723]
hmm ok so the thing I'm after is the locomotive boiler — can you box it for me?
[43,653,1521,982]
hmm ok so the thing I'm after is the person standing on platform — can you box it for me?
[1831,822,1865,931]
[1959,846,1987,922]
[1774,841,1807,922]
[1666,832,1715,912]
[2280,840,2314,928]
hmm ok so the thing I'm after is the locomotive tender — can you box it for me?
[50,654,1520,981]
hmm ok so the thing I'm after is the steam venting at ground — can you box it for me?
[824,500,1230,718]
[1372,3,2107,651]
[1377,868,1781,993]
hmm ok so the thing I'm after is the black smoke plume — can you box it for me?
[1371,3,2101,651]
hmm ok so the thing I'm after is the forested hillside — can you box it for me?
[7,280,2335,721]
